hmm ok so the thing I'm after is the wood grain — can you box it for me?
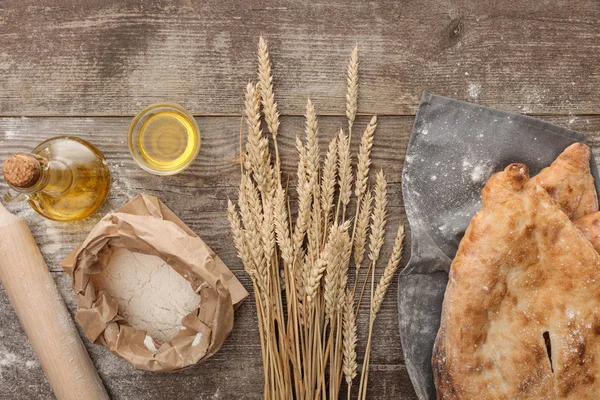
[0,1,598,116]
[1,115,600,398]
[1,0,600,398]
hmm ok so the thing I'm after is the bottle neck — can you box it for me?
[5,154,72,197]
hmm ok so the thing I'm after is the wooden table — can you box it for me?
[0,1,598,398]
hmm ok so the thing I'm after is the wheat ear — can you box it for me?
[342,289,358,397]
[258,37,280,138]
[307,221,350,306]
[337,129,353,218]
[227,199,255,276]
[324,223,351,318]
[244,82,274,196]
[321,136,338,228]
[356,171,388,312]
[274,185,293,266]
[354,116,377,200]
[293,137,313,259]
[257,37,281,186]
[358,222,405,400]
[239,173,267,288]
[353,190,372,273]
[346,46,359,137]
[372,223,405,318]
[305,98,320,185]
[368,170,388,262]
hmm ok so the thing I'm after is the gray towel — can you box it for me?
[398,92,600,399]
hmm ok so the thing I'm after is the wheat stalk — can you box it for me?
[342,289,358,399]
[346,46,359,137]
[353,190,372,272]
[244,82,274,196]
[227,199,254,276]
[305,98,320,185]
[322,221,350,317]
[368,170,388,262]
[359,222,405,400]
[337,129,353,218]
[320,136,338,228]
[258,36,282,184]
[239,172,267,290]
[356,170,388,316]
[354,116,377,200]
[262,198,276,260]
[371,223,405,318]
[258,37,280,138]
[293,137,313,258]
[273,185,293,266]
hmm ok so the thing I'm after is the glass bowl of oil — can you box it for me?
[128,103,201,175]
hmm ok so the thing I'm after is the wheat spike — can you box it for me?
[354,116,377,200]
[257,37,280,138]
[343,289,358,385]
[295,247,308,300]
[346,46,359,135]
[293,137,313,257]
[336,235,353,316]
[227,199,255,276]
[305,98,320,185]
[324,222,351,318]
[239,173,267,288]
[273,185,293,266]
[321,136,338,225]
[353,190,373,270]
[337,129,353,208]
[244,82,274,196]
[371,223,405,318]
[262,197,276,260]
[307,202,320,264]
[368,170,388,263]
[307,221,350,306]
[324,251,341,318]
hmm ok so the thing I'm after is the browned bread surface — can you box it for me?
[529,142,598,219]
[433,160,600,399]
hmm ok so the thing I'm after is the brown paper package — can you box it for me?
[62,194,248,372]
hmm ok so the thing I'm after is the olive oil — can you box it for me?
[129,103,201,175]
[138,111,198,172]
[2,137,111,222]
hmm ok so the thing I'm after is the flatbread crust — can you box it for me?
[433,162,600,399]
[574,212,600,254]
[529,143,598,219]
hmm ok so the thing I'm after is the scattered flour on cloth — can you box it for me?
[92,248,201,344]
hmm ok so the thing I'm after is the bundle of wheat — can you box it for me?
[228,37,405,400]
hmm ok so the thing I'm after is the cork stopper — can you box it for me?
[2,154,42,188]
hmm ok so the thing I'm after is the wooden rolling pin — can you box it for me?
[0,203,109,400]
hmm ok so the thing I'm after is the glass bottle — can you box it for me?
[2,136,111,222]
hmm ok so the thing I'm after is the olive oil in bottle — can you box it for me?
[129,103,201,175]
[2,136,111,222]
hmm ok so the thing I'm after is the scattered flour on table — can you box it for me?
[467,83,481,99]
[91,248,201,344]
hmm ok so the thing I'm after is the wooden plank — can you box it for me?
[0,1,598,116]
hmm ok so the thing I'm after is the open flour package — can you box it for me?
[399,93,600,399]
[62,194,248,371]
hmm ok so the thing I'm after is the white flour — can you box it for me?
[92,248,201,344]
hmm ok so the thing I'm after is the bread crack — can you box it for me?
[543,331,553,373]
